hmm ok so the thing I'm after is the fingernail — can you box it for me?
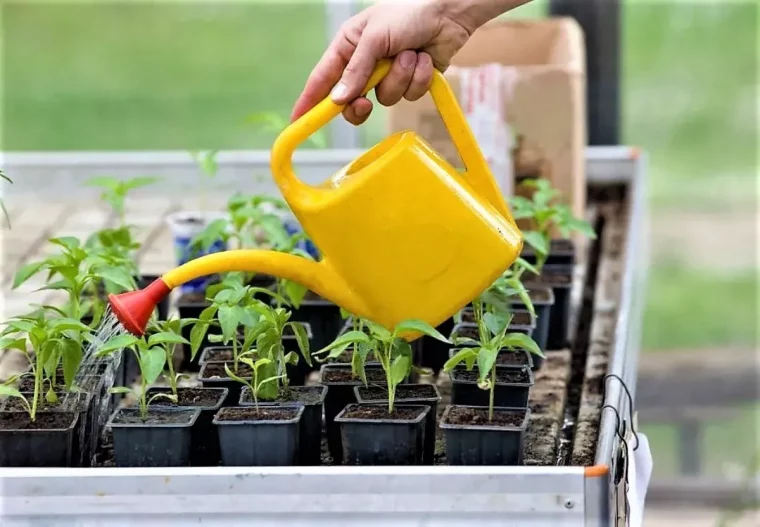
[400,52,416,68]
[331,82,348,102]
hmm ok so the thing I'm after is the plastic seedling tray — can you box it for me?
[0,147,647,527]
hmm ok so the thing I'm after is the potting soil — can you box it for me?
[445,407,525,427]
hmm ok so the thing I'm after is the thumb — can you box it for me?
[330,30,384,105]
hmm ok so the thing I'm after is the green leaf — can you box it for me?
[351,346,368,385]
[283,280,307,309]
[50,318,92,333]
[148,332,189,347]
[315,331,369,356]
[501,333,545,359]
[97,267,135,292]
[476,347,499,384]
[217,305,240,344]
[13,262,45,289]
[141,347,166,385]
[4,319,35,334]
[443,348,478,372]
[49,236,81,252]
[283,351,299,366]
[287,322,311,367]
[96,334,139,356]
[483,312,509,336]
[389,355,410,388]
[0,337,27,352]
[394,319,449,343]
[364,320,392,341]
[522,231,550,256]
[60,339,82,389]
[0,384,24,399]
[108,387,133,395]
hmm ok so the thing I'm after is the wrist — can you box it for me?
[438,0,529,32]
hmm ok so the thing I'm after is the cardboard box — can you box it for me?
[387,17,587,239]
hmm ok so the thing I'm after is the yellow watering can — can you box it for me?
[109,59,523,338]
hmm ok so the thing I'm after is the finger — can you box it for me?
[375,51,417,107]
[331,28,387,105]
[290,23,360,122]
[404,52,434,102]
[342,98,373,126]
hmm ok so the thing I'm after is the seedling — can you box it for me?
[13,236,136,327]
[223,358,283,414]
[149,318,193,398]
[0,308,92,420]
[85,175,161,227]
[317,320,448,413]
[1,170,13,228]
[98,327,189,419]
[510,178,596,271]
[444,314,543,421]
[190,192,289,254]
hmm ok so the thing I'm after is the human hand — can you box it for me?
[290,0,481,126]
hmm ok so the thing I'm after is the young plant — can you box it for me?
[1,170,13,228]
[98,329,185,419]
[13,236,136,327]
[317,320,448,413]
[223,358,283,414]
[444,314,543,421]
[510,178,597,271]
[85,175,161,227]
[188,273,261,373]
[0,309,92,420]
[147,318,193,398]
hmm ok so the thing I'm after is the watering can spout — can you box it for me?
[109,251,362,336]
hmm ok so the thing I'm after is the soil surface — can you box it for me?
[215,407,299,422]
[3,391,85,413]
[495,352,531,367]
[200,362,253,379]
[445,407,526,428]
[321,366,385,384]
[524,416,559,465]
[112,409,196,425]
[148,387,225,408]
[357,385,438,402]
[240,385,324,405]
[528,269,573,286]
[529,390,563,417]
[339,405,425,421]
[451,368,531,385]
[0,411,76,430]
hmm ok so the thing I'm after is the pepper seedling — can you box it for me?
[85,175,161,227]
[0,308,92,419]
[316,320,448,413]
[444,313,543,422]
[223,358,283,415]
[510,178,596,271]
[98,326,189,419]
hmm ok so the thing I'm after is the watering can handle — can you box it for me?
[272,58,513,222]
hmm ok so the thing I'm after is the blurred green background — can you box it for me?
[1,0,757,479]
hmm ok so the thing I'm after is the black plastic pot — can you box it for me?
[213,405,304,466]
[448,347,534,370]
[0,411,79,467]
[198,361,249,407]
[319,363,385,464]
[449,367,534,409]
[147,387,228,466]
[108,407,200,467]
[239,384,327,466]
[440,405,529,465]
[521,239,576,267]
[334,403,429,465]
[510,285,555,363]
[527,264,573,351]
[418,317,455,376]
[354,384,441,465]
[282,293,343,363]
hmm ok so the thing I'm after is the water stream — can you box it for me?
[62,307,127,466]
